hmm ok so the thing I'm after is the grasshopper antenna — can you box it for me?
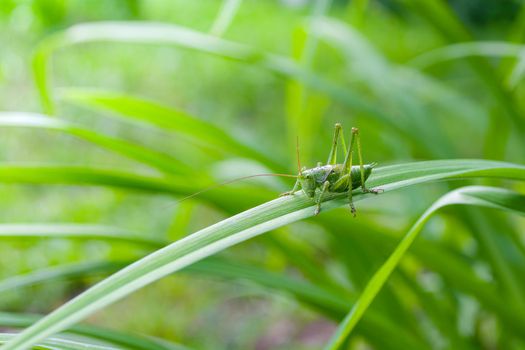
[175,173,298,204]
[296,136,302,176]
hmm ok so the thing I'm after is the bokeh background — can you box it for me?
[0,1,524,349]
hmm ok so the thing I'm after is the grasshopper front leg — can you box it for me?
[279,179,301,197]
[314,181,330,215]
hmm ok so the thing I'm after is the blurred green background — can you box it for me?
[0,0,524,349]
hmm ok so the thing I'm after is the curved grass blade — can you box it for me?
[0,164,186,193]
[0,257,424,349]
[309,17,454,157]
[2,160,524,349]
[0,164,275,212]
[186,258,427,349]
[402,0,525,134]
[323,186,525,350]
[210,0,243,36]
[319,211,521,330]
[0,112,192,175]
[0,262,127,295]
[284,0,332,161]
[0,224,165,247]
[0,252,424,349]
[410,42,525,69]
[34,22,427,153]
[0,313,188,350]
[0,333,119,350]
[57,89,282,171]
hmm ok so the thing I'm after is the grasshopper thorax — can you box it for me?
[298,165,338,197]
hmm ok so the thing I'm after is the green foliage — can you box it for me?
[325,186,525,349]
[0,1,524,349]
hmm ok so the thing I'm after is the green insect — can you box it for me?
[176,123,380,216]
[281,123,381,216]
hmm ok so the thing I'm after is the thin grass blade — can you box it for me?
[0,112,192,175]
[323,186,525,349]
[1,160,524,349]
[0,224,165,247]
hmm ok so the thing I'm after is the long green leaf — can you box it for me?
[57,89,282,171]
[0,164,275,212]
[0,333,119,350]
[0,257,422,349]
[324,186,525,349]
[0,255,422,349]
[319,211,522,330]
[402,0,525,134]
[410,42,525,69]
[309,17,454,157]
[186,258,426,350]
[0,224,165,247]
[34,22,431,154]
[209,0,243,36]
[0,164,185,193]
[2,159,524,349]
[0,112,191,175]
[0,262,126,295]
[0,315,188,350]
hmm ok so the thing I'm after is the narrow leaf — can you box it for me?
[0,112,191,175]
[2,160,524,349]
[324,186,525,349]
[0,224,165,247]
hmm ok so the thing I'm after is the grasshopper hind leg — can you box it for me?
[326,123,345,165]
[348,178,357,217]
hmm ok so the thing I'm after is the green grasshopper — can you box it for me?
[281,123,381,216]
[176,124,379,216]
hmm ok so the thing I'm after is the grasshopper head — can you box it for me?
[298,167,317,197]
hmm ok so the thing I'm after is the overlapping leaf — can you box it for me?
[2,159,524,349]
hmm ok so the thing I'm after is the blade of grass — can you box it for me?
[285,0,332,162]
[0,112,192,175]
[319,211,521,330]
[0,313,188,350]
[462,209,525,312]
[410,42,525,69]
[34,22,434,155]
[0,253,422,349]
[399,0,471,41]
[402,0,525,134]
[57,89,283,171]
[209,0,243,36]
[0,160,523,216]
[503,4,525,87]
[0,164,189,194]
[187,258,427,350]
[189,257,349,316]
[323,186,525,349]
[0,261,127,295]
[0,164,275,212]
[2,160,524,349]
[310,17,455,157]
[0,224,165,247]
[0,255,424,349]
[0,333,119,350]
[395,271,474,350]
